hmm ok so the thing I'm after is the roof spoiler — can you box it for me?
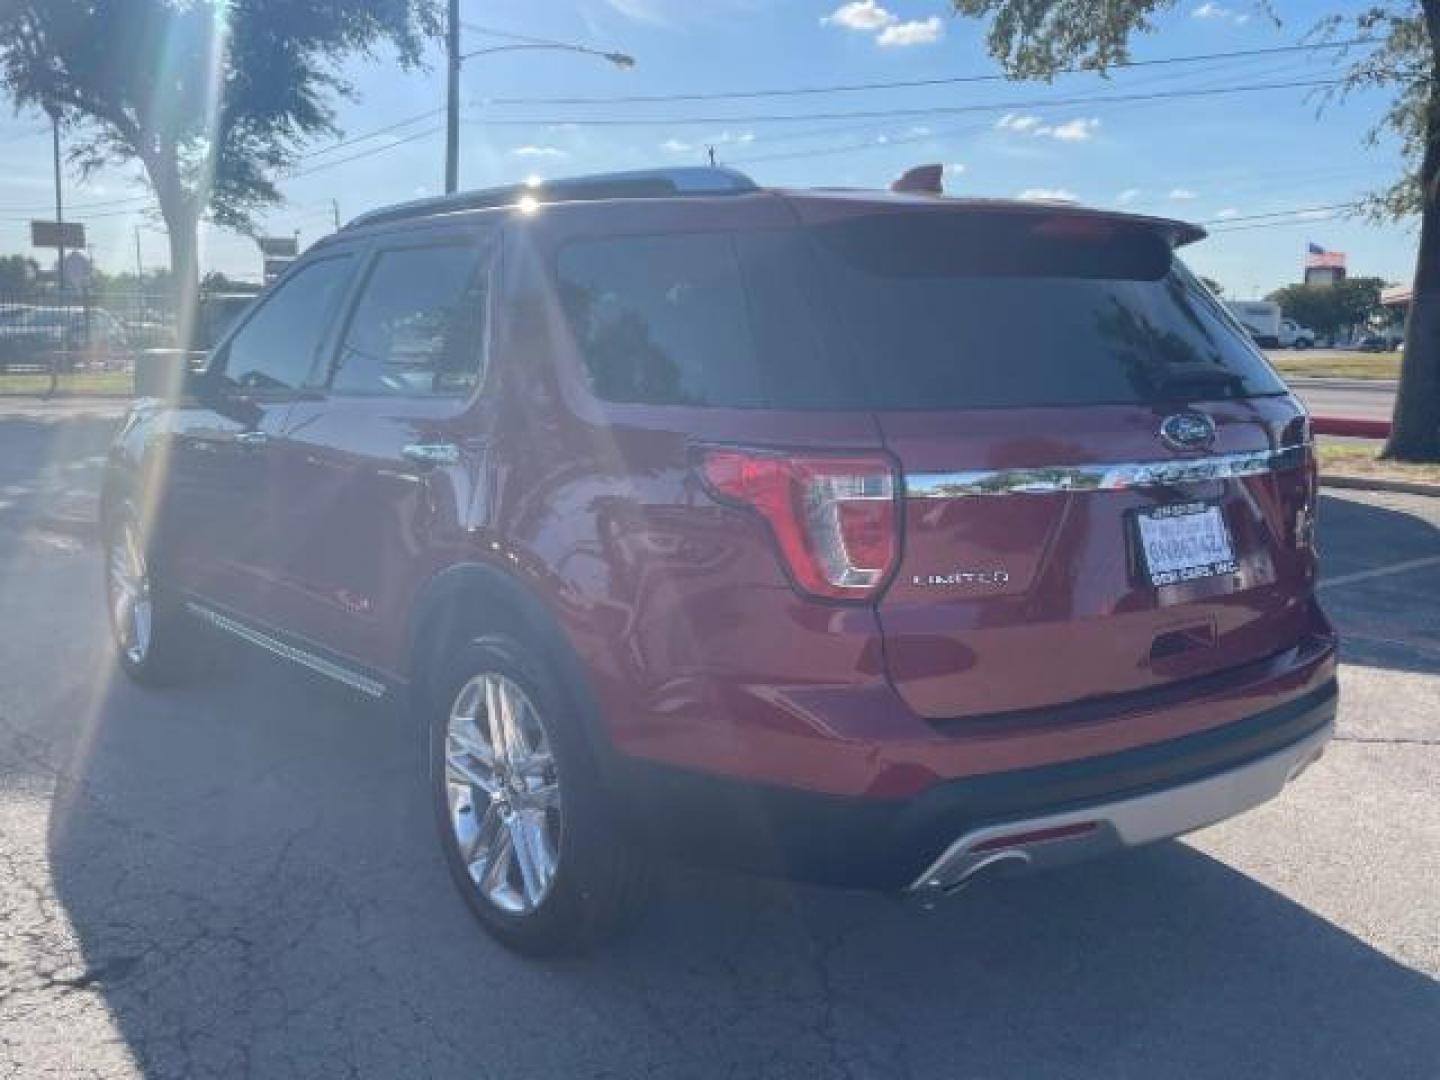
[890,164,944,195]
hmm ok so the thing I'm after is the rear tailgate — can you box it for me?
[876,398,1316,719]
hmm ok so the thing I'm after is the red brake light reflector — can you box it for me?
[700,448,898,600]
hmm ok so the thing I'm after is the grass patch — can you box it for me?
[0,371,133,397]
[1267,350,1401,380]
[1318,441,1440,486]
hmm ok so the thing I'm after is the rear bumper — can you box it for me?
[607,677,1338,891]
[910,714,1331,897]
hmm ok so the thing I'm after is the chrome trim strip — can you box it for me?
[909,720,1333,896]
[905,444,1306,499]
[186,602,387,698]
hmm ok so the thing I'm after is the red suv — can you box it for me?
[103,167,1337,955]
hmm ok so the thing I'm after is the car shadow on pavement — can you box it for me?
[1318,493,1440,679]
[43,647,1439,1079]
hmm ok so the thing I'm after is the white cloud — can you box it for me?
[1017,187,1078,202]
[996,112,1043,132]
[906,125,933,137]
[877,16,943,46]
[947,162,966,176]
[661,138,693,153]
[1215,207,1241,219]
[1169,187,1198,200]
[822,3,941,46]
[1192,2,1250,23]
[510,145,568,159]
[821,0,896,31]
[1050,117,1101,142]
[1117,188,1141,204]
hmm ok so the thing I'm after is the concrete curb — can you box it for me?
[1321,474,1440,498]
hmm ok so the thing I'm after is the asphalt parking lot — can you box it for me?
[1,407,1436,1079]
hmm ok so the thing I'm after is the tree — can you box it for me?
[951,0,1440,460]
[0,0,438,338]
[1199,275,1225,297]
[0,254,40,293]
[1267,277,1388,338]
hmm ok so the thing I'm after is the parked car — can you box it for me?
[0,306,130,372]
[102,166,1338,955]
[1356,334,1396,352]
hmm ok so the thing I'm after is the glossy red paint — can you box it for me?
[109,181,1337,825]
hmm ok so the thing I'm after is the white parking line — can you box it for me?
[1319,553,1440,590]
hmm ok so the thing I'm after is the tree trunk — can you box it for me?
[155,185,201,360]
[1383,2,1440,462]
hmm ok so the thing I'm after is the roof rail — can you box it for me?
[346,166,758,231]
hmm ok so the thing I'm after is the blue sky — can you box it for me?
[0,0,1418,297]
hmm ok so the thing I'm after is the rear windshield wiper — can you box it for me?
[1153,368,1248,394]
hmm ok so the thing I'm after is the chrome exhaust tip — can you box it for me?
[914,849,1032,909]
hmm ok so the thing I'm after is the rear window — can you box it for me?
[554,212,1285,410]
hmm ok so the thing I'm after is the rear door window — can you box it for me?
[555,214,1284,410]
[330,243,489,398]
[556,231,836,408]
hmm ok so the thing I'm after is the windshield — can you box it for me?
[556,213,1286,410]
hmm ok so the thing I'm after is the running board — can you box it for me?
[185,601,388,699]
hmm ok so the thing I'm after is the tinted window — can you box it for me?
[332,245,488,397]
[219,257,352,392]
[807,213,1284,409]
[556,215,1284,410]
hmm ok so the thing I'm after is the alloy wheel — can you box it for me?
[445,672,563,914]
[107,515,153,666]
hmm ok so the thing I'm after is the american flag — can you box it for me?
[1306,242,1346,269]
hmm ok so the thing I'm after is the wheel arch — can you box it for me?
[406,561,613,757]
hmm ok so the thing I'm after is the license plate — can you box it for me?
[1134,501,1238,587]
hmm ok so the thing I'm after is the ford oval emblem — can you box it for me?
[1159,412,1217,452]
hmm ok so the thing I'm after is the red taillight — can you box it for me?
[700,448,899,601]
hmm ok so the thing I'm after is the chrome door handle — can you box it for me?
[401,442,461,467]
[234,430,269,448]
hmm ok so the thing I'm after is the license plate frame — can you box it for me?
[1132,500,1239,587]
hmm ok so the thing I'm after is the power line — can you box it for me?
[298,107,443,160]
[1203,201,1362,225]
[0,109,442,214]
[484,39,1371,106]
[465,77,1345,127]
[292,124,441,177]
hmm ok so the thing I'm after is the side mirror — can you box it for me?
[133,349,205,400]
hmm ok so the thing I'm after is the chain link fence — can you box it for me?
[0,284,255,398]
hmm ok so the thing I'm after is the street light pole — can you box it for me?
[443,24,634,194]
[445,0,460,194]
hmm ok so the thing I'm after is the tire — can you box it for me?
[1292,338,1311,351]
[429,633,652,956]
[103,496,199,687]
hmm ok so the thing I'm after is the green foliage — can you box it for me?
[0,1,440,236]
[950,0,1435,224]
[0,254,40,292]
[1266,276,1389,336]
[1311,4,1438,221]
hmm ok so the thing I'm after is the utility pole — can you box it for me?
[134,226,144,281]
[331,199,341,231]
[46,104,64,399]
[445,0,460,194]
[48,106,65,298]
[707,146,717,167]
